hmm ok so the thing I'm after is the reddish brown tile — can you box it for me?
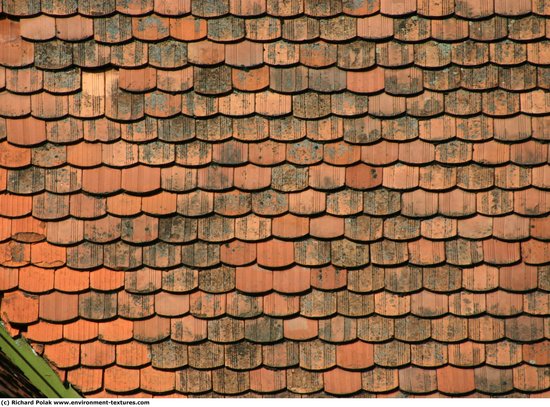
[247,368,285,394]
[132,316,170,344]
[346,67,385,95]
[211,367,250,395]
[513,365,549,392]
[131,14,169,41]
[118,67,155,93]
[261,292,298,318]
[79,341,115,369]
[67,368,103,394]
[254,239,293,269]
[232,265,271,294]
[80,167,121,194]
[432,315,468,343]
[218,240,255,266]
[120,165,160,193]
[1,290,38,324]
[321,368,360,395]
[222,40,262,68]
[472,366,514,394]
[78,290,117,321]
[96,318,133,343]
[187,342,224,370]
[104,366,140,394]
[114,0,153,14]
[371,291,408,316]
[17,14,56,41]
[280,315,317,340]
[505,315,544,341]
[362,367,398,392]
[63,319,98,342]
[486,290,524,318]
[515,189,550,216]
[9,217,45,245]
[174,368,211,394]
[522,341,549,366]
[206,317,243,343]
[243,16,279,41]
[304,164,342,191]
[450,292,485,317]
[409,290,448,318]
[448,342,485,369]
[408,239,445,266]
[468,316,506,344]
[167,13,204,38]
[227,66,268,93]
[435,366,475,395]
[17,266,53,294]
[484,342,522,371]
[1,2,549,398]
[28,241,64,269]
[53,14,92,41]
[398,366,437,394]
[24,321,62,344]
[103,194,139,218]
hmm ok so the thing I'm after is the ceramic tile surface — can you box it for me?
[0,0,549,398]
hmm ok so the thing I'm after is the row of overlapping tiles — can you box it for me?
[37,364,550,396]
[0,89,548,120]
[1,64,549,96]
[3,281,549,322]
[0,0,548,18]
[1,282,548,394]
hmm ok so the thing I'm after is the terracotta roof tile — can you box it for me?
[450,292,484,318]
[513,365,550,392]
[1,290,37,325]
[398,366,437,394]
[233,214,270,242]
[150,340,188,371]
[133,315,170,343]
[506,315,545,342]
[78,291,117,320]
[523,341,550,366]
[321,368,360,395]
[319,316,357,343]
[219,291,257,318]
[248,367,284,393]
[111,40,149,67]
[361,367,398,392]
[177,186,213,212]
[175,368,211,394]
[98,318,133,343]
[104,366,140,393]
[80,341,115,367]
[63,319,98,342]
[259,293,296,318]
[30,240,65,268]
[436,366,475,395]
[447,342,485,368]
[17,266,53,295]
[187,342,225,369]
[0,193,28,217]
[67,368,103,394]
[410,342,447,368]
[2,1,550,398]
[218,239,254,266]
[6,167,44,195]
[485,341,523,367]
[382,267,418,296]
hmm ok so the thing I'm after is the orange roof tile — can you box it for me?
[1,0,549,398]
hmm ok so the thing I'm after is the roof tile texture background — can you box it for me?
[0,0,549,398]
